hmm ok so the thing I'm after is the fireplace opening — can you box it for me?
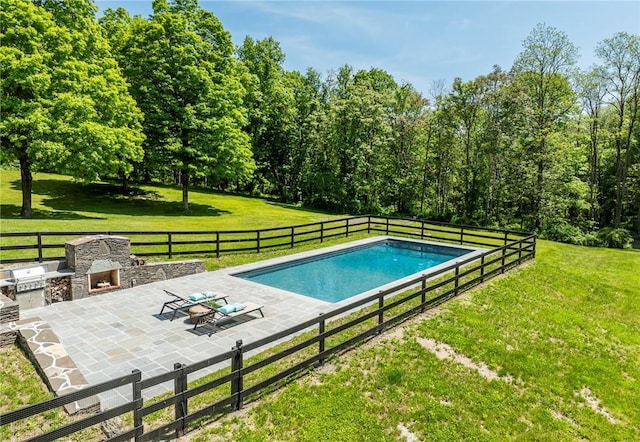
[88,270,120,293]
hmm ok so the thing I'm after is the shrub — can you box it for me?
[582,233,601,247]
[543,222,591,246]
[596,228,632,249]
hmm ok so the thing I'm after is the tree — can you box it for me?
[382,83,429,214]
[1,0,144,218]
[513,23,578,230]
[595,32,640,227]
[237,36,296,197]
[575,67,608,224]
[285,68,325,203]
[449,77,486,220]
[101,0,254,212]
[323,67,395,212]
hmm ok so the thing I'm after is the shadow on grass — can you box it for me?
[267,201,345,215]
[0,204,104,220]
[9,180,231,218]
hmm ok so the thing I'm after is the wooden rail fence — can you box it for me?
[0,216,528,264]
[0,217,536,441]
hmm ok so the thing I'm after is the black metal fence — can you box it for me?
[0,216,525,264]
[0,218,536,441]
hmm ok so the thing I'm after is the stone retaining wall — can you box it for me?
[128,260,205,287]
[15,317,100,414]
[0,295,19,347]
[0,294,19,324]
[0,325,17,347]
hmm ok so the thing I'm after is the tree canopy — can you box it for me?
[100,0,254,212]
[1,0,144,217]
[2,2,638,242]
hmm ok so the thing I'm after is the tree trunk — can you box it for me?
[120,171,129,193]
[589,117,600,224]
[181,168,190,213]
[535,157,544,231]
[613,136,623,228]
[19,150,33,218]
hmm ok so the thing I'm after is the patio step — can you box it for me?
[14,316,100,415]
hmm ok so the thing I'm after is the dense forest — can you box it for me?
[2,0,639,246]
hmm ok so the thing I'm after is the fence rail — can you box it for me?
[0,217,536,441]
[0,215,528,264]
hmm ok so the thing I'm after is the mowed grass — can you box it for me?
[2,170,638,440]
[187,240,640,441]
[0,169,340,232]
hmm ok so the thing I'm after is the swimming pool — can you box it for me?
[233,238,480,303]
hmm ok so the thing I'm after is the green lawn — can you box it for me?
[0,169,341,233]
[188,240,640,441]
[2,170,638,440]
[0,345,102,441]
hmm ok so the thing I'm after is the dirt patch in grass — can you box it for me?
[397,423,420,441]
[577,386,617,424]
[416,337,513,383]
[551,409,579,427]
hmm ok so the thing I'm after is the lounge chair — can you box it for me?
[192,302,265,335]
[159,289,228,321]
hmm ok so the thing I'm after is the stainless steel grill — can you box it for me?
[11,266,47,292]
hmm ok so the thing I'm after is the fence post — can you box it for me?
[174,363,187,437]
[256,231,261,253]
[37,233,43,262]
[420,277,426,312]
[480,254,485,283]
[421,221,425,240]
[132,369,143,442]
[501,245,506,274]
[318,313,325,366]
[518,239,523,264]
[231,340,244,411]
[367,216,371,234]
[385,217,389,235]
[532,235,537,259]
[459,227,464,244]
[377,293,384,333]
[345,219,350,237]
[454,264,460,296]
[215,232,220,258]
[290,227,295,248]
[168,233,173,259]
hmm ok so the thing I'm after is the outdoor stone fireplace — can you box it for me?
[64,235,204,300]
[66,236,130,298]
[0,235,204,307]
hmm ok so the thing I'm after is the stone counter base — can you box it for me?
[0,294,19,324]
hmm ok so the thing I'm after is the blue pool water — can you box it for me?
[234,239,471,303]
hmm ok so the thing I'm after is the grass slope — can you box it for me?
[0,169,340,232]
[2,170,638,440]
[189,241,640,441]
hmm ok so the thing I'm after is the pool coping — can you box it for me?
[15,235,487,408]
[225,235,487,307]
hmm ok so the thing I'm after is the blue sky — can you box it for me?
[96,1,640,95]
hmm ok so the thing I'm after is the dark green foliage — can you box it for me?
[3,5,639,237]
[597,227,632,249]
[100,0,254,212]
[543,222,588,245]
[543,221,602,247]
[1,0,144,218]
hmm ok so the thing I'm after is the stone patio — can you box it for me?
[15,239,386,409]
[13,236,482,410]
